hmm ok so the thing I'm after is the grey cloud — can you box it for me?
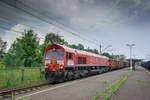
[0,0,150,58]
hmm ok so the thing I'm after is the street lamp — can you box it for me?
[126,44,135,70]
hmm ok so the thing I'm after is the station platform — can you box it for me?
[111,66,150,100]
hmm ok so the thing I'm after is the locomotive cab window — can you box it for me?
[66,52,73,59]
[45,51,64,59]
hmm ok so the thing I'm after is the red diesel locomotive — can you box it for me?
[44,44,128,83]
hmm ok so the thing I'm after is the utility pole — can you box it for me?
[99,44,102,54]
[99,44,112,54]
[126,44,135,70]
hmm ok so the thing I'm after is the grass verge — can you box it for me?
[92,73,130,100]
[14,97,31,100]
[0,68,46,89]
[101,75,127,100]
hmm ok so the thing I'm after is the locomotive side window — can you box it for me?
[78,57,82,64]
[83,57,86,64]
[78,56,86,64]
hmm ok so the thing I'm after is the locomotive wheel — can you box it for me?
[79,70,86,78]
[101,68,106,73]
[57,74,65,83]
[73,71,80,79]
[46,71,55,83]
[98,69,103,74]
[103,67,109,72]
[67,71,74,81]
[57,77,65,83]
[84,70,88,77]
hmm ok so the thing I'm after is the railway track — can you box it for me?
[0,73,105,99]
[0,82,49,99]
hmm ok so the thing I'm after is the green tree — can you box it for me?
[112,54,126,61]
[43,33,68,52]
[0,37,7,59]
[102,52,113,58]
[4,41,24,67]
[4,30,42,67]
[0,37,7,68]
[102,52,126,61]
[69,43,84,50]
[69,44,78,49]
[84,47,99,54]
[44,33,68,46]
[77,43,84,50]
[21,30,40,67]
[118,55,126,61]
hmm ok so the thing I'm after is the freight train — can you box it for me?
[44,44,128,83]
[141,61,150,70]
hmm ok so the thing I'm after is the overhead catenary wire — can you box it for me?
[0,16,35,29]
[0,25,45,42]
[0,1,117,57]
[0,16,87,41]
[16,0,100,45]
[0,25,24,34]
[0,0,100,46]
[0,16,45,40]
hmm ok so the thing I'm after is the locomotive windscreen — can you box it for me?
[45,51,64,59]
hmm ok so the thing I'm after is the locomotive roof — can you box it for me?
[49,44,109,59]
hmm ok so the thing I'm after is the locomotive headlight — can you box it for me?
[59,66,64,69]
[45,60,51,64]
[57,60,64,64]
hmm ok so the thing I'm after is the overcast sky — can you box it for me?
[0,0,150,59]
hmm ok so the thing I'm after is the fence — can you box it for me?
[0,67,46,89]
